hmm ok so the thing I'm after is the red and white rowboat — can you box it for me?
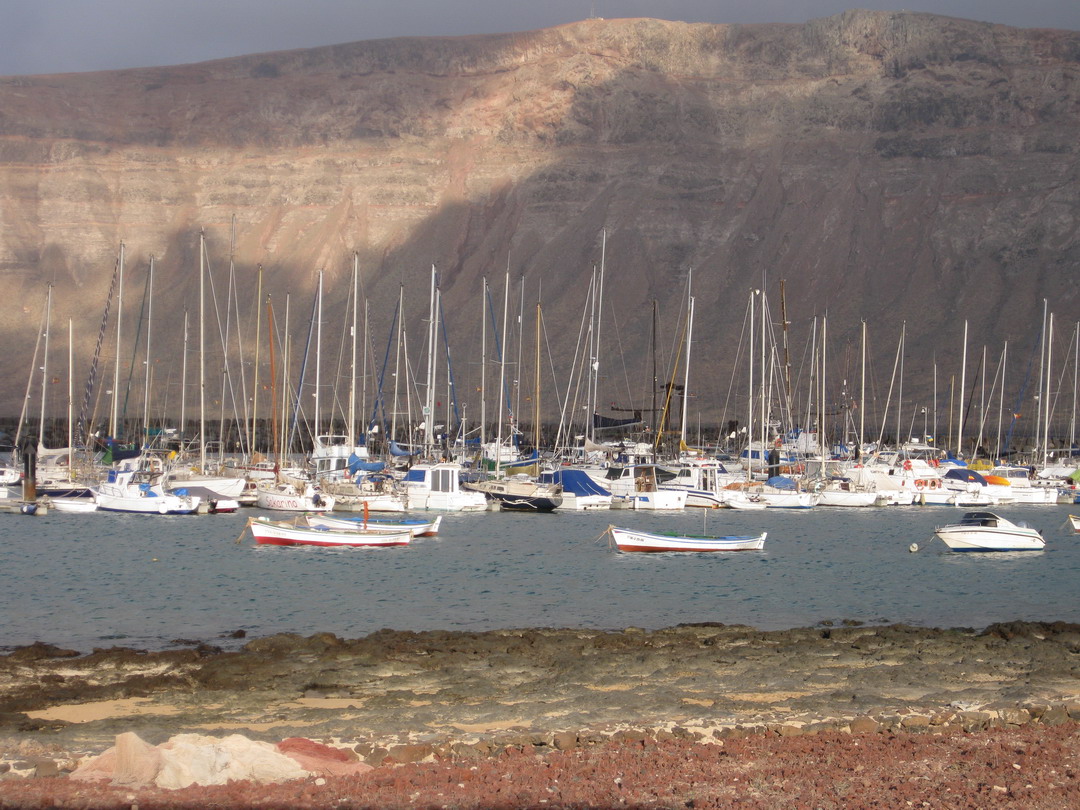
[607,525,766,553]
[246,516,411,547]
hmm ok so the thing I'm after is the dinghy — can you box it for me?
[607,525,766,553]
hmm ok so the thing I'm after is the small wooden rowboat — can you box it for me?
[246,516,412,547]
[607,525,766,553]
[301,512,442,537]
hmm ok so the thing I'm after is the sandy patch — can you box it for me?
[450,721,531,733]
[25,698,180,724]
[724,691,812,703]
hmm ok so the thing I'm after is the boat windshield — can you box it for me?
[958,512,999,527]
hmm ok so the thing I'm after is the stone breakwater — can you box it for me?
[2,621,1080,771]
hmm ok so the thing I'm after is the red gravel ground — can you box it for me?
[2,723,1079,809]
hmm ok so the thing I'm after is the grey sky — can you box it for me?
[2,1,1079,77]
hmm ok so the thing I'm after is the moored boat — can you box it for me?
[1068,514,1080,533]
[465,476,563,512]
[302,512,442,537]
[933,511,1045,551]
[92,468,201,515]
[246,516,411,547]
[255,481,334,511]
[607,525,766,553]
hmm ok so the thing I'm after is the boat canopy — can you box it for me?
[943,468,988,485]
[347,453,385,475]
[765,475,797,490]
[539,468,611,497]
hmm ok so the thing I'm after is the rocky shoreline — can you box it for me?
[2,621,1080,806]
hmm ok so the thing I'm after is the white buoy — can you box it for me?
[909,542,919,553]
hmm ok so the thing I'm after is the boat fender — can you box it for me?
[158,502,168,515]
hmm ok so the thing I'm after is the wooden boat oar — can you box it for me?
[235,517,253,544]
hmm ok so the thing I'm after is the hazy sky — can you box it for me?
[3,1,1079,76]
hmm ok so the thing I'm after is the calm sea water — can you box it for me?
[2,503,1079,652]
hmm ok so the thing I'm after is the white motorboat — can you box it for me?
[933,511,1045,552]
[587,465,687,510]
[401,462,488,512]
[1068,514,1080,533]
[92,468,201,515]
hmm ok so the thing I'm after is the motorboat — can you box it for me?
[92,467,201,515]
[401,462,488,511]
[933,511,1045,551]
[1068,514,1079,533]
[607,525,766,553]
[465,475,563,512]
[587,464,687,510]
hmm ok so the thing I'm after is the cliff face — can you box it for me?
[0,11,1078,433]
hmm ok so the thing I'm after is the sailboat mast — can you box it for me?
[495,269,510,475]
[747,290,756,483]
[110,242,125,440]
[1044,313,1054,467]
[590,231,607,443]
[198,232,206,473]
[859,321,866,455]
[1036,299,1047,461]
[779,279,792,405]
[479,278,487,452]
[896,322,905,445]
[391,285,403,448]
[679,280,694,449]
[424,265,437,453]
[996,342,1008,461]
[67,319,74,471]
[1072,322,1078,452]
[266,296,278,469]
[534,299,542,453]
[956,320,967,458]
[759,290,766,461]
[142,257,154,437]
[180,312,188,447]
[250,265,263,456]
[314,269,323,444]
[349,254,358,447]
[820,316,827,460]
[38,283,53,448]
[651,300,658,442]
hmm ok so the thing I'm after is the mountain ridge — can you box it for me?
[0,11,1077,441]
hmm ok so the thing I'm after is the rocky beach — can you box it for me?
[2,621,1079,806]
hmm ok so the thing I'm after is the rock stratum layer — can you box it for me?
[0,11,1078,419]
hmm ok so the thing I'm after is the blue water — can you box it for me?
[2,504,1078,652]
